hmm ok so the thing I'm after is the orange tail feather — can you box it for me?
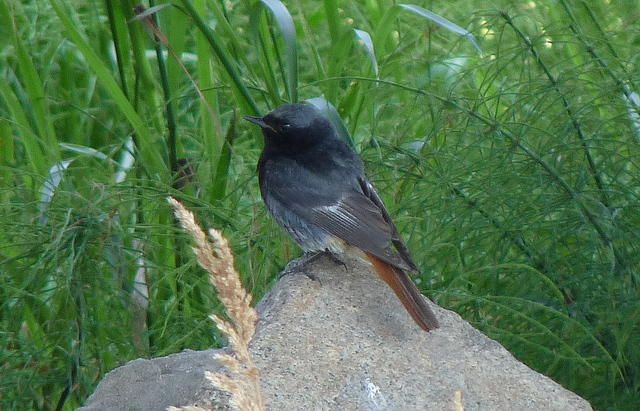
[367,254,439,332]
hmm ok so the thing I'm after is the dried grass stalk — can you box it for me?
[167,198,264,411]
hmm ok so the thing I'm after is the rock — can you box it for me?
[77,349,231,411]
[78,254,593,411]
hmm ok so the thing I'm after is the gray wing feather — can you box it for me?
[263,158,416,271]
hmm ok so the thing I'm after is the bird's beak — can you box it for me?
[243,116,276,132]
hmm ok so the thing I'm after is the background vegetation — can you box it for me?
[1,0,638,409]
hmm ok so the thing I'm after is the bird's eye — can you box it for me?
[281,123,291,130]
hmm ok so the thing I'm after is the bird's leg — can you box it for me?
[298,249,348,273]
[317,249,349,272]
[279,249,348,281]
[279,253,321,282]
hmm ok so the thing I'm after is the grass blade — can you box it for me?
[181,0,260,115]
[354,29,378,78]
[399,4,482,55]
[0,1,57,176]
[0,72,45,176]
[250,0,298,104]
[50,0,168,179]
[38,159,73,226]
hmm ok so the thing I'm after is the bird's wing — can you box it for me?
[262,157,416,271]
[356,177,419,272]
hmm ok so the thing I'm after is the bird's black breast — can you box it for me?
[258,138,362,252]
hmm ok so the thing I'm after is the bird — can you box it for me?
[243,103,439,332]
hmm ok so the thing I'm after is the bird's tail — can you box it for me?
[367,254,440,332]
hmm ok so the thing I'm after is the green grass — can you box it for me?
[1,0,639,409]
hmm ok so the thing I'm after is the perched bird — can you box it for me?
[244,103,439,332]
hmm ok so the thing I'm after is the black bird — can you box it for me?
[244,103,439,332]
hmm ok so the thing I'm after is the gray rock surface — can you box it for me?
[77,348,230,411]
[78,254,593,410]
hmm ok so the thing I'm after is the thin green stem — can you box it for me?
[180,0,260,115]
[501,12,611,209]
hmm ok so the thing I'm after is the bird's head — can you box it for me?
[243,104,336,149]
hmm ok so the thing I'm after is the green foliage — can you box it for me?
[0,0,639,410]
